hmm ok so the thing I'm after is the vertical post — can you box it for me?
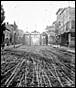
[46,34,48,45]
[48,34,49,46]
[59,34,61,47]
[30,34,31,46]
[57,35,58,47]
[14,32,15,48]
[40,34,41,45]
[68,33,71,47]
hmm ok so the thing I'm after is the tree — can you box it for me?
[1,5,6,46]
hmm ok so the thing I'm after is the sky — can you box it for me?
[1,1,75,33]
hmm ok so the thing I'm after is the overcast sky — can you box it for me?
[1,1,75,33]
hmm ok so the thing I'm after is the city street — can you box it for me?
[1,45,75,87]
[1,1,75,87]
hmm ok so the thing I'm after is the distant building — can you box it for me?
[56,7,75,47]
[31,30,41,45]
[16,29,24,44]
[41,32,48,45]
[23,30,41,46]
[45,26,56,45]
[23,31,31,45]
[17,30,24,38]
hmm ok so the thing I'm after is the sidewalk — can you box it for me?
[51,44,75,53]
[2,44,22,50]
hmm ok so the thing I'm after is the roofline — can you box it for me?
[56,8,63,15]
[56,6,75,15]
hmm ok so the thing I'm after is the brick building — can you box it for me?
[56,7,75,47]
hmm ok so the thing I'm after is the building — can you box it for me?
[4,22,13,45]
[16,29,24,44]
[31,30,41,45]
[5,22,20,45]
[23,31,31,45]
[41,32,48,45]
[45,26,56,45]
[3,29,10,45]
[56,7,75,47]
[23,30,41,46]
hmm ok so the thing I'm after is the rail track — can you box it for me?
[1,46,75,87]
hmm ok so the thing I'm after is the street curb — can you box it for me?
[2,44,22,51]
[52,45,75,53]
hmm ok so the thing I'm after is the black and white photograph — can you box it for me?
[1,1,75,87]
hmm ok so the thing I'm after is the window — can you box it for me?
[71,32,75,37]
[59,21,61,26]
[71,20,75,29]
[71,37,75,41]
[66,22,70,31]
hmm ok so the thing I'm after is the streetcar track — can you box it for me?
[40,50,75,86]
[5,58,25,87]
[1,46,75,87]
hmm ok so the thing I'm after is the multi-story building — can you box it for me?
[4,22,13,45]
[5,22,19,45]
[45,26,56,45]
[56,7,75,47]
[3,29,10,45]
